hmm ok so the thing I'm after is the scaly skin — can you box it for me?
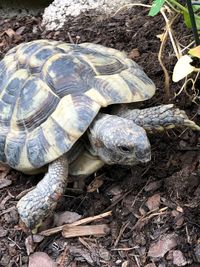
[117,104,200,132]
[17,155,68,232]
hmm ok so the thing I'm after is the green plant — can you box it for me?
[148,0,200,31]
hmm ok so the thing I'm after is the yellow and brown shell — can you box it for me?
[0,40,156,172]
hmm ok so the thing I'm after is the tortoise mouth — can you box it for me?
[135,151,151,163]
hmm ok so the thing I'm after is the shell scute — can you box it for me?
[26,127,50,168]
[41,54,95,97]
[28,46,63,72]
[5,132,26,167]
[16,76,60,131]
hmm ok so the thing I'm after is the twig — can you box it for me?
[114,221,130,247]
[40,210,112,236]
[160,8,181,59]
[158,7,181,99]
[111,247,137,251]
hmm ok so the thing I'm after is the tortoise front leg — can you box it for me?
[17,155,68,233]
[118,104,200,132]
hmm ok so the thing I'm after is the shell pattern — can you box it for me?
[0,40,155,172]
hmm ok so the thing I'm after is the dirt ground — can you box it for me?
[0,4,200,267]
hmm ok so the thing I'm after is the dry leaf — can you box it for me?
[189,45,200,58]
[29,252,58,267]
[172,55,195,82]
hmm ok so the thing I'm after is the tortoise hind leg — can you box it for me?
[118,104,200,132]
[17,155,68,233]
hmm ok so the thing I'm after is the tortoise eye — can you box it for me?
[118,146,133,153]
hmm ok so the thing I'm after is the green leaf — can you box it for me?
[148,0,165,16]
[192,4,200,13]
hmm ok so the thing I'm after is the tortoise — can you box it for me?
[0,39,199,232]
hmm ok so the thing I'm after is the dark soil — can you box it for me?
[0,6,200,267]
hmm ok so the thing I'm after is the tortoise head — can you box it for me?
[88,114,151,166]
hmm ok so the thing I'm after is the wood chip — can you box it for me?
[148,234,177,258]
[62,224,110,238]
[29,252,58,267]
[146,194,161,210]
[0,178,12,189]
[4,28,16,38]
[87,175,104,192]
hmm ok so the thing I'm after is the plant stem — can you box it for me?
[186,0,200,45]
[165,0,182,13]
[167,0,188,13]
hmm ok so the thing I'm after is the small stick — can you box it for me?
[40,210,112,236]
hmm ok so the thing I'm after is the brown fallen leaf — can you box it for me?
[29,252,58,267]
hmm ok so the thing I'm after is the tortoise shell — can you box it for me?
[0,40,155,172]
